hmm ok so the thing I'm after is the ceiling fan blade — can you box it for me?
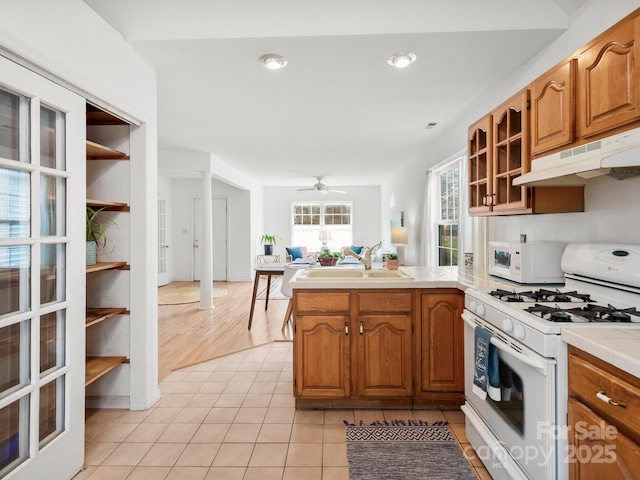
[296,187,317,192]
[328,189,347,194]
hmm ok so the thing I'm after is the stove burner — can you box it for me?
[524,303,638,323]
[489,288,596,303]
[488,288,525,302]
[583,304,637,323]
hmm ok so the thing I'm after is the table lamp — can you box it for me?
[319,230,331,252]
[391,226,408,264]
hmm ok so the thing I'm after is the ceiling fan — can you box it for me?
[296,176,347,195]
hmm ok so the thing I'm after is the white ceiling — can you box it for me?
[84,0,587,188]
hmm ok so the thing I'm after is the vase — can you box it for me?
[86,241,97,266]
[387,259,399,270]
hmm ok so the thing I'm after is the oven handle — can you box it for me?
[462,312,549,373]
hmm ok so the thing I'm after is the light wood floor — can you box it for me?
[158,279,290,381]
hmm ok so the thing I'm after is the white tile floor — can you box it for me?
[76,342,491,480]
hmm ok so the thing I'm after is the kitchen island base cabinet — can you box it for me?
[293,288,463,409]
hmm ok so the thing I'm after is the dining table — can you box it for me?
[248,263,286,329]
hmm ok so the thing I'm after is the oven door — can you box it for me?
[463,311,557,480]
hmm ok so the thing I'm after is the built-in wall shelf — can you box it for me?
[87,199,130,212]
[86,262,128,274]
[85,356,128,387]
[86,140,130,160]
[86,308,129,328]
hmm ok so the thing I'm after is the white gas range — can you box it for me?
[461,243,640,480]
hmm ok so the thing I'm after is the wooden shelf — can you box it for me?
[85,356,127,386]
[87,199,130,212]
[86,140,130,160]
[86,105,129,126]
[86,262,128,273]
[86,308,129,328]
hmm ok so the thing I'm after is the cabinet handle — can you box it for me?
[359,321,364,335]
[345,322,349,335]
[596,390,627,408]
[482,196,487,206]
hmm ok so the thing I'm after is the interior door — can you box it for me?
[0,56,85,480]
[157,196,170,286]
[193,197,228,281]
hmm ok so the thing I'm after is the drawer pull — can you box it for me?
[596,390,627,408]
[359,321,364,335]
[345,322,349,335]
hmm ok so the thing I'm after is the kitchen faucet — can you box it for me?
[348,241,382,270]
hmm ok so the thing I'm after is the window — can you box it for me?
[422,154,464,268]
[437,165,459,266]
[292,202,352,251]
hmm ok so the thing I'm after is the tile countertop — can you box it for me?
[289,265,495,290]
[561,328,640,380]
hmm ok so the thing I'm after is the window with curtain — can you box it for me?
[291,201,352,251]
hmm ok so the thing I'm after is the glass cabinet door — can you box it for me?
[0,55,85,480]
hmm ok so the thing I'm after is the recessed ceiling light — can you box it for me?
[387,52,416,69]
[259,53,288,70]
[423,122,438,129]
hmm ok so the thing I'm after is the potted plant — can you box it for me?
[259,234,278,255]
[386,253,399,270]
[318,250,343,267]
[86,206,116,265]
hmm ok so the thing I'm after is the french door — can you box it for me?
[0,56,85,479]
[157,196,170,287]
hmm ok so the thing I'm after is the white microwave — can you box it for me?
[488,241,567,285]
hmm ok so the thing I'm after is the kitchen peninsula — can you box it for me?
[289,266,471,409]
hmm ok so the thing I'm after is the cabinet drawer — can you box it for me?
[569,352,640,442]
[357,292,412,313]
[295,292,350,314]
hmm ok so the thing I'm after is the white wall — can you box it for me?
[384,0,640,265]
[170,178,252,282]
[264,186,382,259]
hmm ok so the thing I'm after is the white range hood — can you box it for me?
[513,127,640,187]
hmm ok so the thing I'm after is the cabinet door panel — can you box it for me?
[294,315,349,398]
[491,90,530,213]
[568,398,640,479]
[421,293,464,392]
[467,115,492,215]
[579,16,640,138]
[531,59,576,155]
[356,315,412,397]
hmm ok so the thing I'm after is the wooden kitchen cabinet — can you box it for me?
[356,292,413,398]
[416,290,464,407]
[294,315,350,398]
[491,90,530,213]
[578,14,640,139]
[468,90,584,216]
[531,59,576,155]
[467,115,492,215]
[294,292,351,399]
[293,288,465,409]
[568,346,640,479]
